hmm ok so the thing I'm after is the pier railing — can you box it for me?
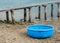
[0,1,60,24]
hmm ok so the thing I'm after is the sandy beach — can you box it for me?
[0,20,60,43]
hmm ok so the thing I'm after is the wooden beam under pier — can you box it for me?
[10,10,15,24]
[51,4,53,20]
[28,8,31,22]
[6,11,9,23]
[38,6,41,19]
[57,3,60,19]
[24,8,27,22]
[43,5,47,21]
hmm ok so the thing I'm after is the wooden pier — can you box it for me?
[0,1,60,24]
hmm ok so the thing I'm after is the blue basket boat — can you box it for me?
[26,24,55,38]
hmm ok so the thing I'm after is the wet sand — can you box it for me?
[0,20,60,43]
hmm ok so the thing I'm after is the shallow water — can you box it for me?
[0,0,60,21]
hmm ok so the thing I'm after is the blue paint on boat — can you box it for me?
[26,24,55,38]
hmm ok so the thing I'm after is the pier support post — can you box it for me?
[51,4,53,20]
[57,3,60,19]
[43,5,47,21]
[28,8,31,22]
[10,10,15,24]
[38,6,41,20]
[24,8,27,22]
[6,11,9,23]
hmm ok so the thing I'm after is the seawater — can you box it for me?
[0,0,60,21]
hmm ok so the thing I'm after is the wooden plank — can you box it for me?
[28,8,31,22]
[24,8,27,22]
[38,6,41,19]
[6,11,9,23]
[10,10,15,24]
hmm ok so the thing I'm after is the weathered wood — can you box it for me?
[24,8,27,22]
[44,6,47,20]
[28,8,31,22]
[57,3,60,18]
[0,1,59,23]
[38,6,41,19]
[10,10,15,24]
[51,4,53,19]
[6,11,9,23]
